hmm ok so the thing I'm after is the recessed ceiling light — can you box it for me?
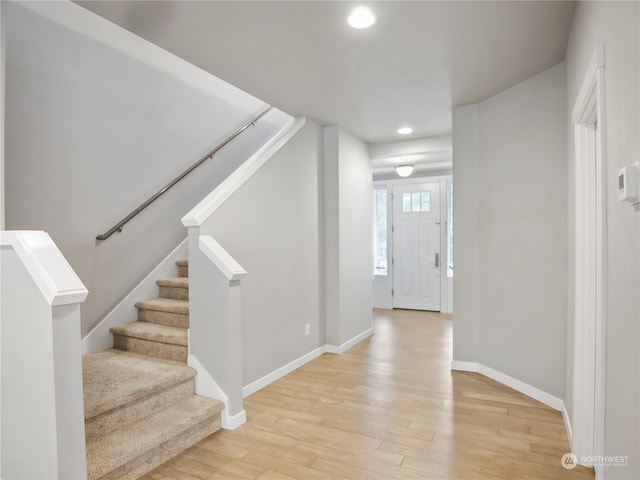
[348,6,376,29]
[397,127,413,135]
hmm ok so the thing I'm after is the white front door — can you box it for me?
[392,183,441,311]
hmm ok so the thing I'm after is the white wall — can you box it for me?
[453,63,567,399]
[4,1,285,335]
[565,2,639,477]
[0,1,5,231]
[451,104,480,362]
[200,120,323,386]
[324,126,373,347]
[0,5,5,471]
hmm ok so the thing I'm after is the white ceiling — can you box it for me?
[77,1,575,151]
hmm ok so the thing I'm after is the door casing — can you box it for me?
[571,45,607,474]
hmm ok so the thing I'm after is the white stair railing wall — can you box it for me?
[181,115,306,429]
[0,231,88,479]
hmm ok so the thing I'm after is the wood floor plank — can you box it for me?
[255,470,298,480]
[141,308,594,480]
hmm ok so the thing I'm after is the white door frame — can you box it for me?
[372,176,452,313]
[571,45,606,473]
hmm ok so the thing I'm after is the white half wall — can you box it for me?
[1,231,88,479]
[199,120,324,387]
[452,63,567,400]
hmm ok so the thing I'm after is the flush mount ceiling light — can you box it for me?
[348,6,376,29]
[397,127,413,135]
[395,165,414,178]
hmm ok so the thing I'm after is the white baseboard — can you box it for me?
[242,327,375,398]
[189,355,247,430]
[81,239,188,354]
[450,360,478,372]
[562,402,573,452]
[325,327,374,354]
[242,346,325,398]
[221,409,246,430]
[451,360,563,411]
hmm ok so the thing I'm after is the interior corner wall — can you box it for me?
[452,63,567,399]
[452,104,480,363]
[324,126,373,347]
[565,2,639,477]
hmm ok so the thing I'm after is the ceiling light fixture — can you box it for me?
[397,127,413,135]
[348,6,376,29]
[395,165,414,178]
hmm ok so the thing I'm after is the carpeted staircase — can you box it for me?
[83,260,224,480]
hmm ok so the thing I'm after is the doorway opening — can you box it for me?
[372,176,453,313]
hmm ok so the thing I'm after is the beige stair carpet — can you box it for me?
[83,260,224,480]
[111,321,188,362]
[135,298,189,328]
[86,396,221,480]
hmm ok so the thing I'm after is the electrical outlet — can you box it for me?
[305,323,311,336]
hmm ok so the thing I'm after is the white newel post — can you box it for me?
[184,227,246,430]
[0,231,88,479]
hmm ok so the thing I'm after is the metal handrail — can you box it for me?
[96,106,273,241]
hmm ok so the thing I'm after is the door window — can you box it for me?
[402,191,431,213]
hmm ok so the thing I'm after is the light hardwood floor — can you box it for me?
[142,308,594,480]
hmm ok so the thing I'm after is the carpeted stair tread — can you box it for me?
[85,377,194,441]
[135,297,189,315]
[156,277,189,288]
[86,395,223,480]
[83,349,195,420]
[157,276,189,301]
[135,297,189,329]
[110,321,188,346]
[83,259,223,479]
[176,260,189,278]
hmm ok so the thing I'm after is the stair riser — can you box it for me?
[86,379,195,441]
[113,335,188,363]
[137,309,189,329]
[158,286,189,301]
[177,265,188,278]
[94,417,220,480]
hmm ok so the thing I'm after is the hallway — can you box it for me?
[143,309,594,479]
